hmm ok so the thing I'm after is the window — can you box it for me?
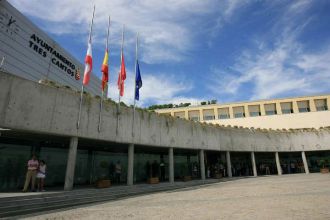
[248,105,261,117]
[218,107,230,119]
[280,102,293,114]
[203,109,215,121]
[264,103,277,115]
[188,110,200,121]
[233,106,245,118]
[297,100,310,113]
[314,99,328,111]
[174,111,185,118]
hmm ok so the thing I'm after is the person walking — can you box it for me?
[37,160,46,191]
[22,155,39,192]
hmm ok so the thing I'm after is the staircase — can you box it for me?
[0,179,222,218]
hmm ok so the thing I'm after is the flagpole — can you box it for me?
[132,33,139,137]
[77,5,95,129]
[98,16,111,132]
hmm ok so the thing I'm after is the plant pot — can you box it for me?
[96,179,111,188]
[320,168,329,174]
[182,176,192,182]
[215,173,223,179]
[147,177,159,184]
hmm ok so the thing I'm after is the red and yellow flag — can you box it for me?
[101,49,109,91]
[117,53,126,97]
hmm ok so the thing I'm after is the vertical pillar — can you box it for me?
[251,152,257,177]
[127,144,134,186]
[226,151,232,177]
[199,109,203,122]
[301,151,309,174]
[199,149,205,180]
[169,147,174,184]
[64,137,78,191]
[275,152,282,175]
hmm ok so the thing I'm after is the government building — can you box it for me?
[155,94,330,129]
[0,0,330,196]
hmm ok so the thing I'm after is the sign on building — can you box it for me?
[0,0,102,95]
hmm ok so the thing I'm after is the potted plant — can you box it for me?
[96,161,111,188]
[319,159,329,174]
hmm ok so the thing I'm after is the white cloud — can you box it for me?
[207,1,330,101]
[9,0,244,64]
[9,0,220,64]
[106,69,199,107]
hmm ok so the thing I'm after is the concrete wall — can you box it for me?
[0,71,330,152]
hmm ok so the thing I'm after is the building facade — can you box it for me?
[0,0,102,95]
[1,71,330,192]
[155,94,330,129]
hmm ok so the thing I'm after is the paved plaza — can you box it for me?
[22,173,330,220]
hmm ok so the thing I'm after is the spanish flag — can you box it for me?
[101,49,109,91]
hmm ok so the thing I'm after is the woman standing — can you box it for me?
[37,160,46,192]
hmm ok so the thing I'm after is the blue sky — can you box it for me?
[10,0,330,107]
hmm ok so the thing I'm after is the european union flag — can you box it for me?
[135,60,142,100]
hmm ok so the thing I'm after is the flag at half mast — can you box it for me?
[101,49,109,91]
[117,53,126,97]
[83,40,93,86]
[135,60,142,100]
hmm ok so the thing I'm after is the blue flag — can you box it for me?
[135,60,142,100]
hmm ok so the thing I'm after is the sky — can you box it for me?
[9,0,330,107]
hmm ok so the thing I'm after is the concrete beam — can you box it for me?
[64,137,78,191]
[199,149,205,180]
[169,147,174,184]
[127,144,134,186]
[301,151,310,174]
[226,151,232,177]
[275,152,282,175]
[1,72,330,153]
[251,152,257,177]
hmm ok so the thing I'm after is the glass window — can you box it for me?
[280,102,293,114]
[314,99,328,111]
[248,105,261,117]
[174,111,185,119]
[188,110,200,121]
[264,103,277,115]
[134,152,168,183]
[233,106,245,118]
[218,107,230,119]
[203,109,215,121]
[39,146,68,187]
[0,143,32,191]
[297,100,310,113]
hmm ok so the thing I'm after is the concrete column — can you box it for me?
[251,152,257,177]
[169,147,174,183]
[301,151,310,174]
[260,104,266,116]
[184,110,189,120]
[199,109,203,122]
[292,101,299,113]
[275,102,282,114]
[309,99,316,112]
[275,152,282,175]
[226,151,232,177]
[244,105,249,117]
[199,149,206,180]
[64,137,78,191]
[127,144,134,185]
[214,107,219,120]
[229,107,234,119]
